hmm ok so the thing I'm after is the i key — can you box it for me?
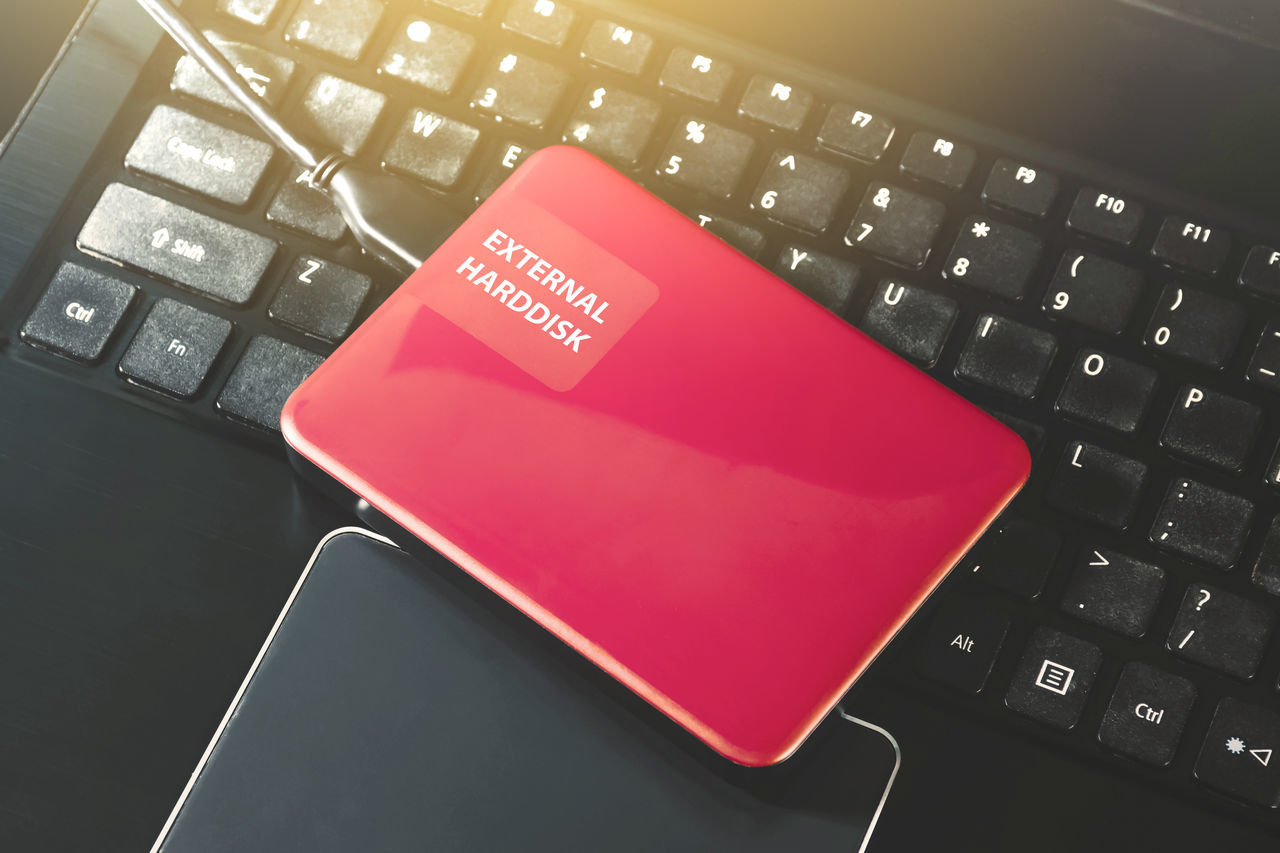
[1167,584,1275,679]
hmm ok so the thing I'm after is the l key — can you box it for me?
[1046,441,1148,530]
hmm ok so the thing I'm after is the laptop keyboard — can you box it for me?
[8,0,1280,818]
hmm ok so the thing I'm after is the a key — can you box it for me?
[844,183,945,269]
[981,158,1058,219]
[78,184,277,305]
[942,216,1043,301]
[564,86,660,167]
[1239,245,1280,300]
[658,48,733,104]
[470,52,569,129]
[125,106,274,206]
[502,0,574,46]
[1055,350,1157,433]
[1167,584,1274,679]
[657,117,754,199]
[581,21,653,75]
[771,246,860,315]
[1047,441,1149,530]
[269,256,371,342]
[119,299,232,399]
[1144,284,1245,369]
[915,597,1010,693]
[427,0,491,17]
[1060,548,1165,636]
[899,132,976,190]
[266,168,348,243]
[690,212,765,259]
[297,74,388,156]
[285,0,383,62]
[21,264,137,363]
[379,17,475,96]
[171,34,295,112]
[216,0,280,26]
[860,279,957,367]
[1247,319,1280,391]
[1195,698,1280,808]
[1067,187,1143,246]
[217,336,324,431]
[1041,251,1143,335]
[1097,662,1196,767]
[1004,627,1102,731]
[1151,215,1230,276]
[1150,479,1253,569]
[954,314,1056,399]
[1254,516,1280,596]
[1160,385,1262,472]
[475,141,534,202]
[965,518,1061,600]
[737,75,812,132]
[817,104,894,163]
[749,150,849,234]
[383,108,481,189]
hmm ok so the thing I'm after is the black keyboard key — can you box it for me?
[383,109,481,190]
[942,216,1042,301]
[581,21,653,75]
[471,52,569,129]
[21,264,137,363]
[1144,284,1245,369]
[564,86,660,166]
[750,150,849,233]
[171,34,295,112]
[659,48,733,104]
[658,117,754,199]
[1254,516,1280,596]
[1055,350,1157,433]
[269,256,371,342]
[967,518,1061,600]
[1248,320,1280,391]
[1005,627,1101,731]
[1150,478,1253,569]
[285,0,383,61]
[1067,187,1143,246]
[1160,385,1262,471]
[954,314,1056,399]
[899,132,976,190]
[1167,584,1274,679]
[502,0,574,46]
[125,106,273,206]
[990,410,1045,460]
[737,75,812,132]
[1098,662,1195,767]
[217,336,324,431]
[379,17,475,96]
[844,183,945,269]
[119,299,232,399]
[297,74,388,156]
[1195,698,1280,808]
[860,280,957,367]
[266,168,347,243]
[915,598,1010,693]
[475,141,534,202]
[1042,251,1143,335]
[1047,441,1148,530]
[1151,215,1230,275]
[1239,245,1280,300]
[78,184,277,305]
[817,104,894,163]
[772,246,860,315]
[216,0,280,26]
[1061,548,1165,636]
[981,158,1058,219]
[427,0,490,17]
[690,212,765,259]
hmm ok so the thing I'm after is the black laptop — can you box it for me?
[2,0,1279,849]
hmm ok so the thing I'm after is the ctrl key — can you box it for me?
[21,264,136,363]
[1195,698,1280,808]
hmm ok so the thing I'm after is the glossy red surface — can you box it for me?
[282,146,1030,766]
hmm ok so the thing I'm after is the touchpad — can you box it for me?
[151,530,899,852]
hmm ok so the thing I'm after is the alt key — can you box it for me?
[915,598,1010,693]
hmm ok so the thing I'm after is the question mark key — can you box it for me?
[1165,584,1275,679]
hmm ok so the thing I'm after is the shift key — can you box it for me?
[77,183,276,305]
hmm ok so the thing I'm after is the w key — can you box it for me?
[750,150,850,234]
[943,216,1043,301]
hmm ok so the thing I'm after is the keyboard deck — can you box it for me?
[7,0,1280,822]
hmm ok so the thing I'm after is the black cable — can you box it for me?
[135,0,464,275]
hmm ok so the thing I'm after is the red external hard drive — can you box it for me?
[282,145,1030,767]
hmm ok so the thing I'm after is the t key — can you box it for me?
[1167,584,1275,679]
